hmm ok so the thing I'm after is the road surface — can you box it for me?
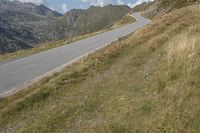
[0,13,151,96]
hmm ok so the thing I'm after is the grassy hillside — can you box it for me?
[0,4,200,133]
[142,0,199,18]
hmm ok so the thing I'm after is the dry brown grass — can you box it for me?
[0,5,200,133]
[167,33,199,77]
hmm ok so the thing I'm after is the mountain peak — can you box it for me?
[35,4,62,17]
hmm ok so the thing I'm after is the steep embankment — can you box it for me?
[0,3,199,132]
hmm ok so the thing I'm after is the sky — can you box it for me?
[13,0,155,14]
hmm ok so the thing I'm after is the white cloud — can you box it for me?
[9,0,43,5]
[61,3,68,13]
[80,0,110,7]
[128,0,155,8]
[116,0,124,5]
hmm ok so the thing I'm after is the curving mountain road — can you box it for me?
[0,13,151,96]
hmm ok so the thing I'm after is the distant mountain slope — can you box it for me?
[0,0,62,54]
[0,0,130,54]
[0,18,32,53]
[39,5,131,40]
[35,4,130,43]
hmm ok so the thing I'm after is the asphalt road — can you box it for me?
[0,13,151,96]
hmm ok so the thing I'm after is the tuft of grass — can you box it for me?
[167,34,199,78]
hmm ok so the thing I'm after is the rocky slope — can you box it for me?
[0,0,62,53]
[39,5,131,40]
